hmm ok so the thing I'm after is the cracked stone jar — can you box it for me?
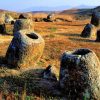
[59,48,100,99]
[6,29,45,70]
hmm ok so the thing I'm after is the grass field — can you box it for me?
[35,20,100,74]
[0,19,100,99]
[0,19,100,75]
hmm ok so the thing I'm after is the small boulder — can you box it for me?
[81,23,97,38]
[13,19,34,33]
[5,29,45,69]
[59,48,100,99]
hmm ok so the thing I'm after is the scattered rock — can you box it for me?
[59,48,100,99]
[5,29,45,69]
[13,19,34,33]
[81,23,97,38]
[95,30,100,42]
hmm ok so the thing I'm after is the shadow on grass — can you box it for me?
[0,68,61,97]
[69,37,95,43]
[58,22,86,26]
[66,24,86,26]
[0,56,14,69]
[56,33,80,37]
[0,57,61,97]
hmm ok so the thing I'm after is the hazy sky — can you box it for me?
[0,0,100,11]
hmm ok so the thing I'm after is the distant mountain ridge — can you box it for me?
[21,5,95,12]
[21,6,71,12]
[0,5,100,15]
[75,5,95,9]
[60,6,100,15]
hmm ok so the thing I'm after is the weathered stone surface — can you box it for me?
[81,23,97,38]
[0,13,5,24]
[5,29,45,69]
[5,14,14,24]
[59,48,100,99]
[13,19,34,33]
[95,30,100,42]
[0,13,15,24]
[91,12,100,27]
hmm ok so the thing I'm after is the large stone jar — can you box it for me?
[6,29,45,69]
[81,23,96,38]
[96,30,100,42]
[13,19,34,33]
[47,14,55,22]
[91,12,100,28]
[59,48,100,99]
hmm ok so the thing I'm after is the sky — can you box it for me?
[0,0,100,12]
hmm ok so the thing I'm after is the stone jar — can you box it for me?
[18,13,32,19]
[96,30,100,42]
[6,29,45,70]
[47,14,55,22]
[59,48,100,99]
[81,23,97,38]
[13,19,34,33]
[91,12,100,28]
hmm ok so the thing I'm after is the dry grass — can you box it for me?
[32,13,48,19]
[0,17,100,99]
[0,19,100,75]
[32,13,77,22]
[35,20,100,76]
